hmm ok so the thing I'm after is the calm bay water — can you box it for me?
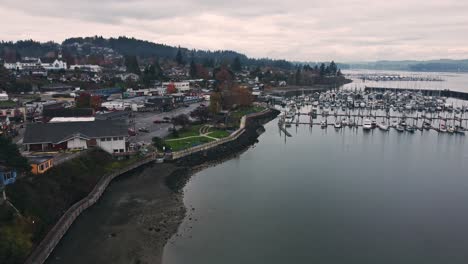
[342,69,468,93]
[163,116,468,264]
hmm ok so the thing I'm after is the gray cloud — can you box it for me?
[0,0,467,61]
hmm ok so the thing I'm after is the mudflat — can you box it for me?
[46,163,185,264]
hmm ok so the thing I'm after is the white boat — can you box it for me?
[447,126,455,134]
[378,122,389,131]
[363,119,372,130]
[334,120,342,129]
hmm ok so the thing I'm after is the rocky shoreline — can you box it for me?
[45,109,279,264]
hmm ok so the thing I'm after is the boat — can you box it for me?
[439,124,447,133]
[405,125,416,133]
[378,122,389,131]
[320,120,327,129]
[334,120,342,129]
[391,120,398,128]
[395,125,405,132]
[447,126,455,134]
[423,122,432,130]
[341,118,349,127]
[363,119,372,130]
[371,120,377,129]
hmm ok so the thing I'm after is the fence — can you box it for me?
[24,155,156,264]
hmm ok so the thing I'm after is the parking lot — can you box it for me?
[129,102,204,143]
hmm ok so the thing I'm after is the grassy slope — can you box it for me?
[0,149,138,264]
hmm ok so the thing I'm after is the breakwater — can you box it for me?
[365,86,468,100]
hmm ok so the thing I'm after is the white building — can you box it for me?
[41,59,67,71]
[162,81,191,92]
[3,58,67,71]
[23,120,129,154]
[69,64,102,73]
[0,91,8,101]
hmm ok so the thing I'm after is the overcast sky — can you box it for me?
[1,0,467,62]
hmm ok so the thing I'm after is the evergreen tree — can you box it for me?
[295,67,301,85]
[232,56,242,72]
[175,47,184,65]
[124,55,140,75]
[329,61,338,76]
[319,63,326,77]
[190,59,197,78]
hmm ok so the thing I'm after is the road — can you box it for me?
[130,102,205,143]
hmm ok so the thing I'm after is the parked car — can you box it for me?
[138,127,149,133]
[153,119,164,124]
[163,116,171,121]
[128,128,136,136]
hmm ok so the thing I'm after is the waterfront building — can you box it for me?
[23,120,129,154]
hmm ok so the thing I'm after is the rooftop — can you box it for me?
[23,120,128,144]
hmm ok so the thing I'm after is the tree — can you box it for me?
[124,55,140,75]
[209,92,222,113]
[0,136,29,171]
[76,93,91,108]
[329,61,338,76]
[152,137,170,152]
[189,59,197,78]
[295,68,302,85]
[232,57,242,72]
[319,63,326,77]
[166,83,177,94]
[172,114,191,130]
[190,106,211,122]
[337,69,343,76]
[175,47,184,65]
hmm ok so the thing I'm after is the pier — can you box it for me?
[365,87,468,101]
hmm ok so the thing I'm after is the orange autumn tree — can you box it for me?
[166,82,177,94]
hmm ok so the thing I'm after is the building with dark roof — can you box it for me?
[23,120,129,154]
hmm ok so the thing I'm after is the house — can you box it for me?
[162,82,190,93]
[41,58,67,71]
[118,73,140,82]
[0,166,17,187]
[69,64,102,73]
[23,120,129,155]
[28,156,54,175]
[0,91,9,101]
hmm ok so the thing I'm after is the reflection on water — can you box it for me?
[163,113,468,264]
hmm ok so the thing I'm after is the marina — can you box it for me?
[276,89,468,135]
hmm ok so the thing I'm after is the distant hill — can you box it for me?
[1,36,294,70]
[343,59,468,72]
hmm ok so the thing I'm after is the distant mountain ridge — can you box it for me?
[0,36,294,70]
[342,59,468,72]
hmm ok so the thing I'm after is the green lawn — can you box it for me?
[166,136,215,151]
[230,105,266,120]
[208,129,230,139]
[166,125,203,140]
